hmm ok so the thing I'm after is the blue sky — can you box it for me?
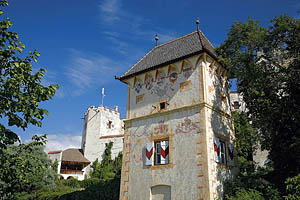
[2,0,298,151]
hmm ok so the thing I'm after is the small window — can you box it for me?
[159,102,166,110]
[155,141,161,165]
[214,137,227,165]
[107,120,112,129]
[219,140,226,165]
[233,101,240,109]
[154,140,169,165]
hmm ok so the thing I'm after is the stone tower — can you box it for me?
[117,29,236,199]
[81,105,124,175]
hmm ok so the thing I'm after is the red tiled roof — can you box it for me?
[48,150,62,154]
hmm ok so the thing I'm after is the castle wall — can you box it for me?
[82,106,124,176]
[48,152,62,174]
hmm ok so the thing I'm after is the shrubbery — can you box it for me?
[15,141,122,200]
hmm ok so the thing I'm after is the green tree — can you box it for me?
[224,112,280,200]
[232,111,258,161]
[284,173,300,200]
[0,135,57,199]
[217,15,300,193]
[0,1,58,199]
[0,0,58,148]
[90,142,122,181]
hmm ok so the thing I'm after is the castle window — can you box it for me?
[219,140,226,164]
[233,101,241,109]
[159,101,166,110]
[214,137,235,167]
[145,139,169,166]
[154,140,169,165]
[107,120,112,129]
[214,137,227,165]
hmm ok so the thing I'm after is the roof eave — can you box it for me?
[119,50,206,82]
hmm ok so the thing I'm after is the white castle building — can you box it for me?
[48,104,124,179]
[81,105,124,175]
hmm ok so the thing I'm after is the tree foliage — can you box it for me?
[217,14,300,193]
[232,111,258,161]
[284,173,300,200]
[0,0,58,148]
[90,141,122,181]
[0,136,57,200]
[224,112,280,200]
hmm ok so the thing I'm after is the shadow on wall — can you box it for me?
[210,76,236,199]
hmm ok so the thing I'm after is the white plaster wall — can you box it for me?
[205,61,231,115]
[82,107,102,163]
[82,106,124,176]
[99,107,123,137]
[206,108,236,199]
[48,152,62,174]
[60,173,85,181]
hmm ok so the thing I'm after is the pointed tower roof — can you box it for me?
[119,30,216,81]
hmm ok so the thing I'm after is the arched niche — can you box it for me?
[150,185,171,200]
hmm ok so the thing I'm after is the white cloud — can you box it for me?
[98,0,178,52]
[99,0,121,23]
[44,134,82,153]
[65,49,124,96]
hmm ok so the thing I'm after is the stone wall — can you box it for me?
[81,105,124,176]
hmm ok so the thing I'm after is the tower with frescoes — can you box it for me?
[116,22,236,200]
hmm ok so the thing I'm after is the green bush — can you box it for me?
[79,178,102,188]
[226,188,264,200]
[59,178,81,188]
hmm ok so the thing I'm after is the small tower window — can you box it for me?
[159,101,167,111]
[107,120,112,129]
[233,101,241,110]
